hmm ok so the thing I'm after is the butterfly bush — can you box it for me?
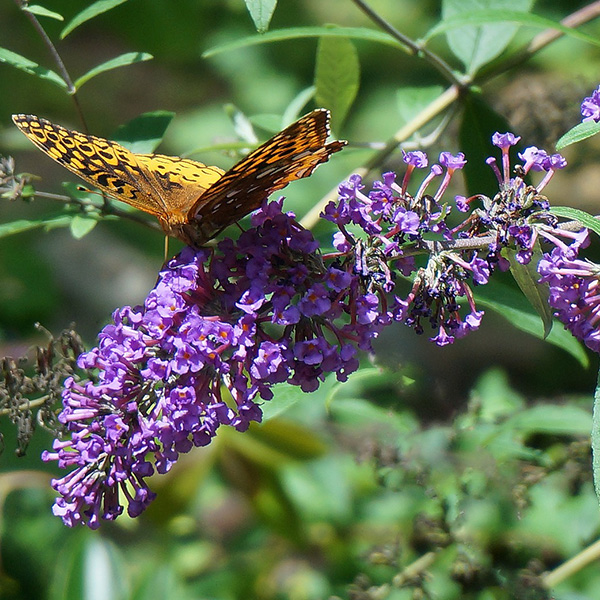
[46,94,600,527]
[43,198,374,527]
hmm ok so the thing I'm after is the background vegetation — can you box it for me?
[1,1,600,598]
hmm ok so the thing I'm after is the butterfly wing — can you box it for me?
[12,114,224,233]
[184,109,346,245]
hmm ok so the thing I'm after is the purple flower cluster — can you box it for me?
[469,133,567,268]
[581,85,600,123]
[321,138,567,346]
[537,228,599,351]
[43,199,380,528]
[321,152,483,346]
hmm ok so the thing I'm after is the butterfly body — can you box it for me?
[12,110,346,246]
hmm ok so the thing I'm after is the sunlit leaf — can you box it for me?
[328,397,418,433]
[24,5,64,20]
[203,26,403,57]
[61,0,129,38]
[0,47,67,89]
[508,405,592,436]
[49,537,129,600]
[244,0,277,33]
[550,206,600,238]
[556,120,600,150]
[224,104,259,144]
[441,0,534,74]
[426,9,600,49]
[0,216,72,238]
[69,215,98,239]
[261,376,337,422]
[315,36,359,132]
[74,52,153,89]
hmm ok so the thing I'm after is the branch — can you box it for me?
[350,0,464,87]
[33,190,163,232]
[13,0,89,132]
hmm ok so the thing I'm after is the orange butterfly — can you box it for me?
[12,110,346,246]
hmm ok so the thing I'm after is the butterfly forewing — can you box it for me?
[186,109,346,243]
[12,114,225,231]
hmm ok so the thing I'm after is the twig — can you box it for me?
[350,0,464,87]
[13,0,89,132]
[392,551,438,587]
[33,190,163,232]
[543,538,600,589]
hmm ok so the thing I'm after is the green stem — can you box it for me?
[0,397,48,416]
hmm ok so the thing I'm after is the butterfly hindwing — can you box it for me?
[187,109,346,243]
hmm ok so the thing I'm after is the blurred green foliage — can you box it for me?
[1,1,600,599]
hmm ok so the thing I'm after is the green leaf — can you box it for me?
[396,85,444,125]
[593,368,600,506]
[112,111,175,153]
[556,120,600,150]
[475,281,589,368]
[24,5,64,20]
[61,0,129,38]
[282,86,316,125]
[203,26,404,58]
[441,0,534,74]
[328,397,418,433]
[0,47,67,89]
[508,404,592,436]
[0,216,71,238]
[247,113,283,134]
[74,52,153,89]
[550,206,600,238]
[49,536,129,600]
[261,375,337,422]
[503,244,552,339]
[459,92,511,197]
[425,9,600,49]
[471,368,525,422]
[314,36,360,132]
[69,214,97,239]
[244,0,277,33]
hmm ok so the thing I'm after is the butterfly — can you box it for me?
[12,109,346,246]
